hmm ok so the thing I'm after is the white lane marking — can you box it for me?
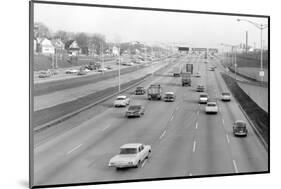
[222,118,225,124]
[232,160,239,173]
[195,122,198,129]
[193,141,196,152]
[67,144,82,155]
[142,159,148,168]
[160,130,166,140]
[102,124,111,131]
[170,115,174,121]
[226,134,230,143]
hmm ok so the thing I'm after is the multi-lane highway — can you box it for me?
[33,54,268,186]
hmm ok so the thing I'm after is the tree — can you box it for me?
[53,30,71,44]
[89,34,107,55]
[34,22,51,38]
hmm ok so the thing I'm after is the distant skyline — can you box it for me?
[34,3,268,49]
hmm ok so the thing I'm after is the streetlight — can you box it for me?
[237,18,268,82]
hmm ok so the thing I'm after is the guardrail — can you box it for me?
[221,73,268,150]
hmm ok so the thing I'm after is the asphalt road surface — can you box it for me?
[33,54,268,186]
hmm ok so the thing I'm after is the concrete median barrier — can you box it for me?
[221,73,268,150]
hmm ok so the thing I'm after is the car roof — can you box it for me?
[165,92,174,95]
[235,120,246,124]
[117,95,127,98]
[120,143,143,149]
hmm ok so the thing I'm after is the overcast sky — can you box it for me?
[34,3,268,49]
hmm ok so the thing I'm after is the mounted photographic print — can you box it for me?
[29,0,269,188]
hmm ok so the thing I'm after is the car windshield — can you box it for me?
[235,122,246,128]
[128,106,141,110]
[208,103,216,106]
[222,92,230,96]
[120,148,137,154]
[116,97,125,100]
[200,94,207,97]
[165,93,174,97]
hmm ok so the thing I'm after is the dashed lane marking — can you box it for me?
[193,141,196,152]
[232,160,239,173]
[226,134,230,143]
[67,144,82,155]
[102,124,111,131]
[160,130,166,140]
[195,122,198,129]
[142,159,148,168]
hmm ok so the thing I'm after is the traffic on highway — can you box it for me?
[32,53,268,186]
[31,2,269,188]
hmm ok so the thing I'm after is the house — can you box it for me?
[51,38,65,54]
[111,46,119,56]
[37,38,55,55]
[65,40,81,56]
[34,39,37,53]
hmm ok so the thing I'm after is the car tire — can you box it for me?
[147,150,151,159]
[136,160,141,168]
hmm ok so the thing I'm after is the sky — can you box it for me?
[34,2,268,49]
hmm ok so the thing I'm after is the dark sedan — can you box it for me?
[135,87,146,95]
[125,105,145,118]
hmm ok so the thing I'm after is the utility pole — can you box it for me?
[246,31,248,53]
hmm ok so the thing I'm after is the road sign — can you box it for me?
[259,71,265,77]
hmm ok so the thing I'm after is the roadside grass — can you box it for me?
[221,73,268,145]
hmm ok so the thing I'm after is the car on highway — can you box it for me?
[38,70,52,78]
[194,72,201,77]
[108,143,151,169]
[221,92,231,101]
[135,86,146,95]
[114,95,130,107]
[196,85,205,92]
[163,92,176,102]
[199,93,208,104]
[97,68,107,72]
[105,66,113,70]
[48,69,59,75]
[77,69,88,75]
[65,69,79,74]
[233,120,248,136]
[125,105,145,118]
[205,101,218,114]
[209,67,215,71]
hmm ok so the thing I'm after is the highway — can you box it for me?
[33,54,268,186]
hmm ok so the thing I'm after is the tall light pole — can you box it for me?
[237,18,268,82]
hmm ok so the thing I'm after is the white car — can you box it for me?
[199,93,208,104]
[205,101,218,114]
[108,143,151,169]
[221,92,231,101]
[97,68,107,72]
[65,69,79,74]
[114,95,130,107]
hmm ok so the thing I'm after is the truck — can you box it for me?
[181,72,191,86]
[173,67,181,77]
[147,84,162,100]
[186,64,193,74]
